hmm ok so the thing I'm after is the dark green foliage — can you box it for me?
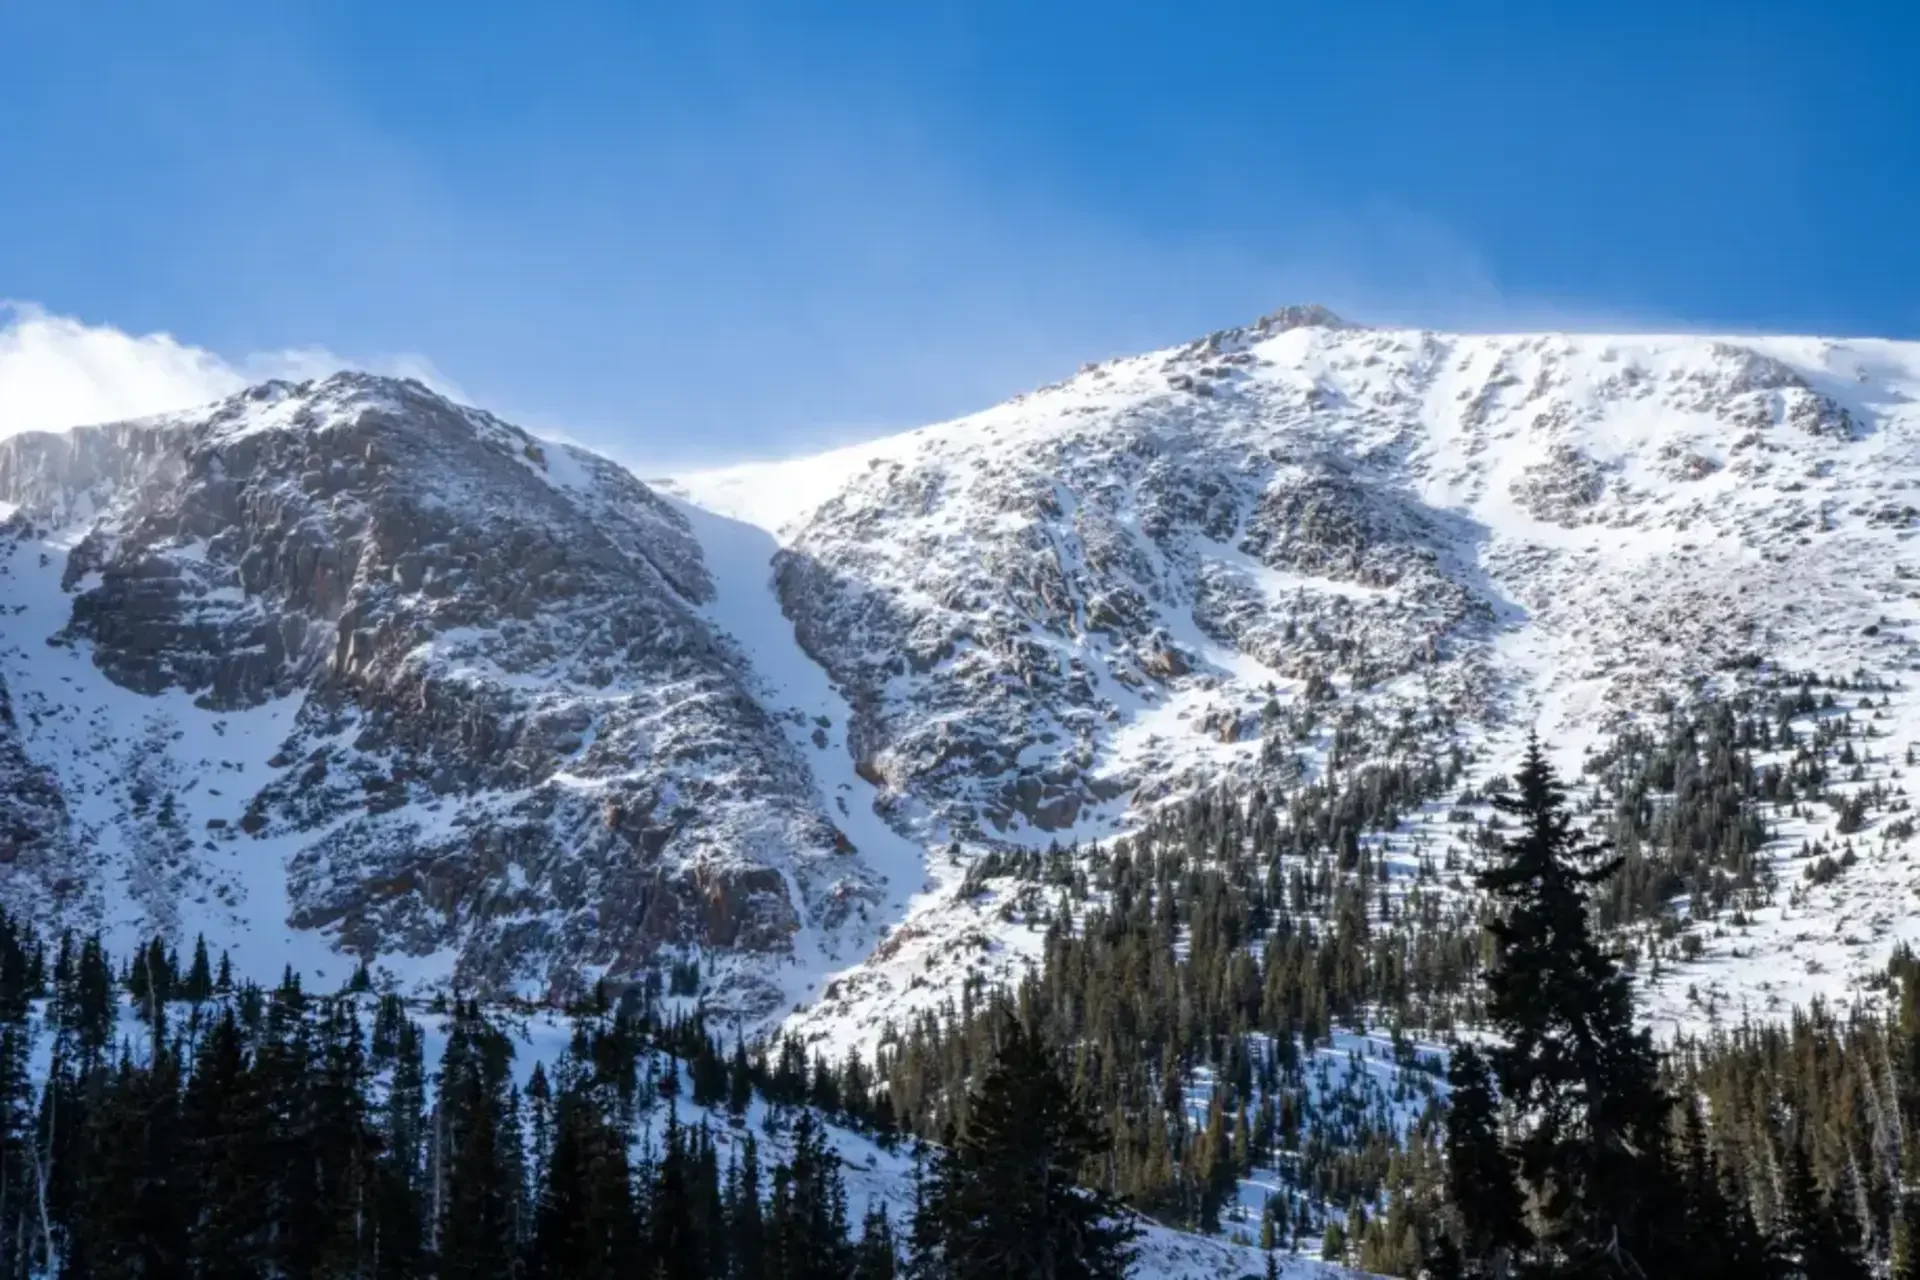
[765,1111,853,1280]
[184,934,214,1003]
[1437,1043,1524,1272]
[4,692,1904,1280]
[881,777,1470,1248]
[435,1001,523,1279]
[1775,1137,1870,1280]
[1473,736,1683,1274]
[914,1019,1135,1279]
[0,923,899,1280]
[852,1203,898,1280]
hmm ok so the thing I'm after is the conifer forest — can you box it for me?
[4,674,1920,1278]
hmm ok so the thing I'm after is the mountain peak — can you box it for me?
[1253,302,1355,332]
[200,369,460,444]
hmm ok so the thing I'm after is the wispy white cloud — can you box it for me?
[0,303,457,439]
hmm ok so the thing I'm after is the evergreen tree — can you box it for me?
[728,1040,755,1121]
[1437,1042,1525,1274]
[649,1108,709,1280]
[75,1046,188,1277]
[1474,736,1681,1274]
[436,1005,522,1279]
[375,1016,429,1279]
[919,1020,1135,1279]
[533,1084,638,1279]
[0,911,42,1280]
[853,1203,899,1280]
[1776,1138,1870,1280]
[767,1111,853,1280]
[729,1132,767,1280]
[183,1007,270,1275]
[312,999,380,1274]
[184,935,214,1004]
[1675,1102,1773,1280]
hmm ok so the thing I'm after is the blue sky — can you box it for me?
[1,1,1915,466]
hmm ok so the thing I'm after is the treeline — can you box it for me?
[1586,672,1903,931]
[0,919,1131,1278]
[861,720,1920,1277]
[873,764,1479,1257]
[1670,945,1920,1278]
[4,673,1910,1278]
[0,922,886,1278]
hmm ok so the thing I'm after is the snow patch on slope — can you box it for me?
[667,496,943,1033]
[0,521,360,987]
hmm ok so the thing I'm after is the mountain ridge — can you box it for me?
[673,312,1920,1051]
[0,372,886,1015]
[4,315,1920,1050]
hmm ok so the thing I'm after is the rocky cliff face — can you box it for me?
[736,314,1915,852]
[0,374,875,1009]
[0,666,72,902]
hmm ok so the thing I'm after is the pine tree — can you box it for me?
[728,1039,754,1121]
[257,970,326,1277]
[853,1203,899,1280]
[184,935,214,1003]
[436,1005,522,1279]
[1674,1102,1774,1280]
[690,1036,727,1110]
[313,999,379,1274]
[375,1016,429,1279]
[533,1085,638,1279]
[184,1007,270,1275]
[1438,1042,1525,1274]
[1474,736,1682,1274]
[0,913,41,1280]
[1776,1138,1870,1280]
[729,1132,767,1280]
[649,1107,708,1280]
[920,1020,1135,1279]
[76,1046,188,1277]
[767,1111,853,1280]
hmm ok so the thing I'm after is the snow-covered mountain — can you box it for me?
[6,310,1920,1049]
[0,374,897,1015]
[673,305,1920,1047]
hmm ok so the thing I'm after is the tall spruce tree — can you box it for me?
[375,1016,429,1279]
[184,1007,270,1275]
[1676,1101,1773,1280]
[730,1132,768,1280]
[766,1111,853,1280]
[1776,1137,1870,1280]
[1437,1042,1526,1275]
[435,1003,523,1279]
[533,1085,639,1279]
[919,1019,1135,1279]
[1474,736,1683,1275]
[853,1203,899,1280]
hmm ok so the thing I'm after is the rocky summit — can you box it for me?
[6,314,1920,1035]
[0,373,875,1012]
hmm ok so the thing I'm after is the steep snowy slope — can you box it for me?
[674,307,1920,1046]
[0,374,893,1012]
